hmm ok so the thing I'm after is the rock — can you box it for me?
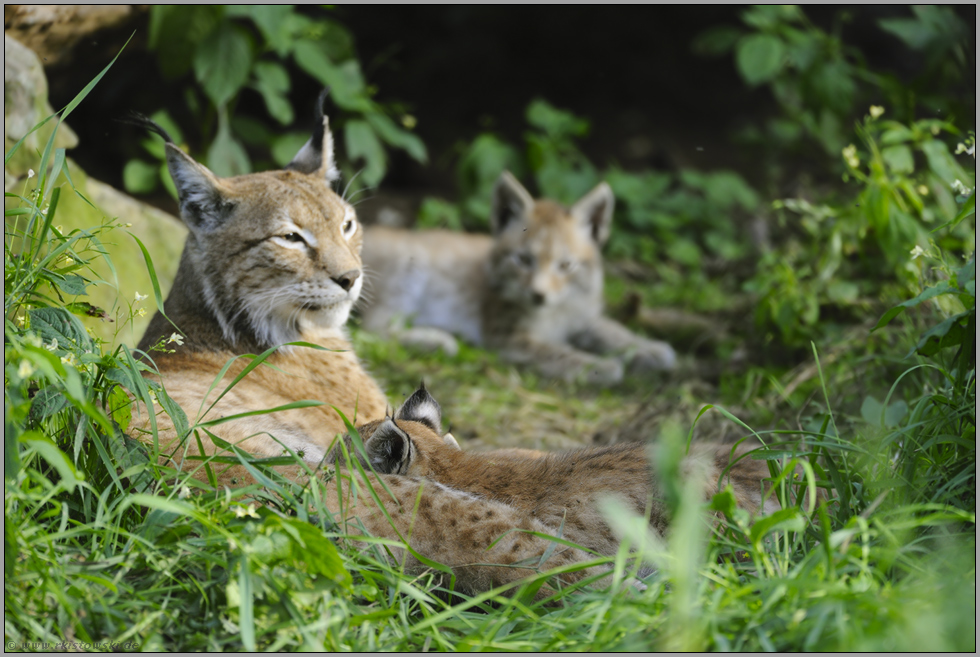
[3,5,140,67]
[4,30,185,347]
[4,34,78,177]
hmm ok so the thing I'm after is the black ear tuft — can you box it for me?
[285,87,339,180]
[364,418,412,474]
[395,384,442,433]
[119,112,176,144]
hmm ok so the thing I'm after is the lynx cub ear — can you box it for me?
[364,418,414,474]
[286,88,340,182]
[570,181,615,245]
[490,171,535,235]
[395,383,442,433]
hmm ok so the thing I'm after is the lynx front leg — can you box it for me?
[499,337,625,385]
[570,316,676,372]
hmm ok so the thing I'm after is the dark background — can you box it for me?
[45,5,977,213]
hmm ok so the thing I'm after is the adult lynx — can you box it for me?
[132,95,387,487]
[359,172,676,384]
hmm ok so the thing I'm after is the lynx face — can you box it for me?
[152,98,363,349]
[183,171,363,347]
[488,173,613,310]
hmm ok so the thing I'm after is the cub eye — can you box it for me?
[557,259,575,273]
[512,252,534,268]
[341,217,357,239]
[282,233,306,244]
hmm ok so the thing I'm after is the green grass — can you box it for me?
[4,59,975,653]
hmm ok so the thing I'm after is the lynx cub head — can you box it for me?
[337,384,459,476]
[488,171,614,309]
[141,91,364,349]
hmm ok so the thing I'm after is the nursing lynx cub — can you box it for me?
[343,385,792,564]
[359,173,676,384]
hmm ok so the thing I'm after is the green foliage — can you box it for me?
[747,111,975,346]
[699,5,973,161]
[124,5,426,195]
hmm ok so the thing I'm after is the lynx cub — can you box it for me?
[344,385,791,560]
[359,172,676,384]
[133,95,388,487]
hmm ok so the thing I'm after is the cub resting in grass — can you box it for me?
[327,384,806,598]
[358,172,676,384]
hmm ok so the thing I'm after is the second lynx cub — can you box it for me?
[359,172,676,384]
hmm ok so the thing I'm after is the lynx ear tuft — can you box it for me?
[286,88,340,182]
[490,171,535,235]
[395,385,442,433]
[364,418,414,474]
[570,181,615,245]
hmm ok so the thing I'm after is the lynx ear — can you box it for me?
[124,113,231,232]
[395,382,442,433]
[363,418,414,474]
[570,181,614,245]
[286,88,340,182]
[490,171,535,235]
[164,144,233,232]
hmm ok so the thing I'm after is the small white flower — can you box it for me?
[916,185,929,196]
[951,179,972,196]
[869,105,884,119]
[910,245,926,260]
[45,338,59,352]
[17,360,35,378]
[134,291,148,303]
[27,169,35,179]
[234,503,259,519]
[178,485,191,499]
[136,308,146,317]
[842,144,860,169]
[167,332,184,346]
[63,256,74,266]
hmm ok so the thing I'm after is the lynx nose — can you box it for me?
[531,291,546,306]
[331,269,361,292]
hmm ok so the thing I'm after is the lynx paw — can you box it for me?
[628,340,677,373]
[581,358,625,385]
[398,327,460,357]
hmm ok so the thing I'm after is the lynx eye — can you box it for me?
[512,252,534,268]
[341,218,357,240]
[557,259,576,273]
[282,233,306,243]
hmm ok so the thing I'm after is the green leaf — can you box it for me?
[107,385,133,434]
[20,431,83,493]
[227,5,294,55]
[736,34,785,86]
[948,189,975,228]
[292,41,369,111]
[53,274,89,297]
[207,108,251,178]
[252,61,293,125]
[748,507,804,545]
[28,387,69,422]
[193,22,254,107]
[270,132,312,168]
[872,281,953,331]
[28,307,92,352]
[920,140,969,186]
[881,144,914,174]
[123,159,160,194]
[878,17,935,50]
[691,25,744,57]
[366,113,428,164]
[526,99,589,139]
[913,310,972,357]
[344,120,386,187]
[149,6,225,78]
